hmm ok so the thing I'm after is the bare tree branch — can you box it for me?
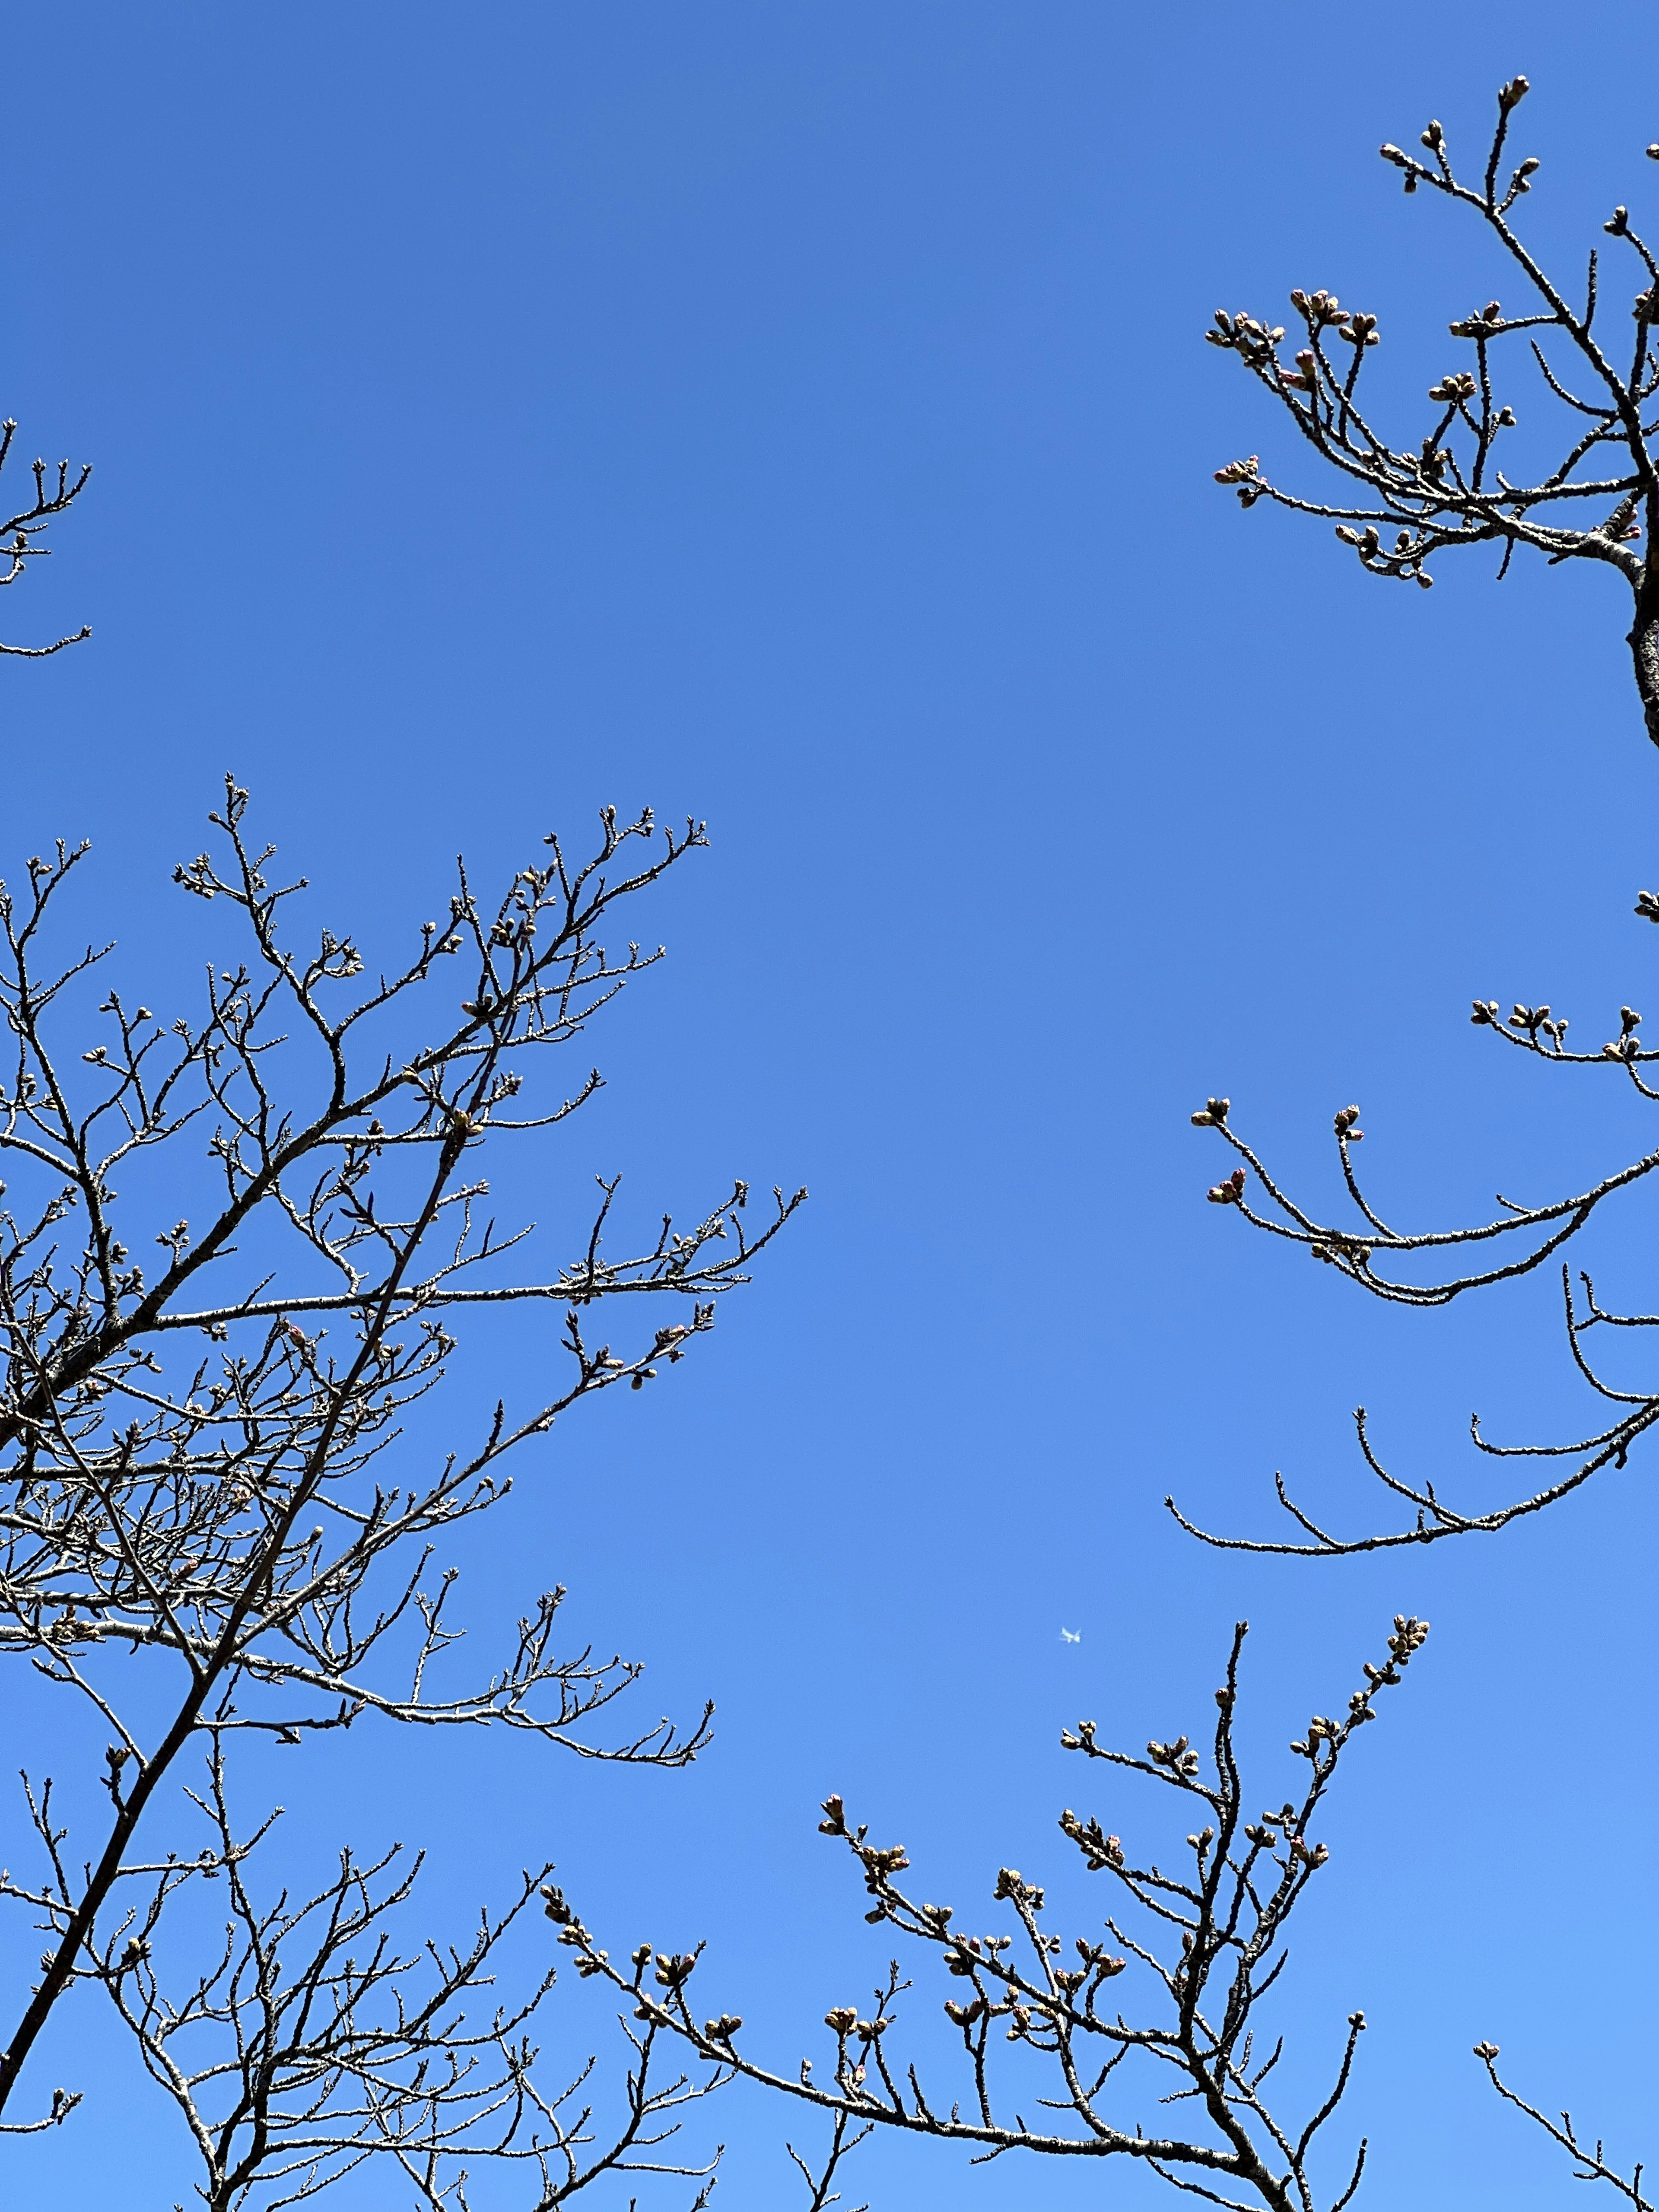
[0,781,799,2170]
[0,416,90,657]
[567,1619,1430,2212]
[1182,92,1659,1551]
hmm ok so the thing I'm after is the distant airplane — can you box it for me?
[1060,1627,1081,1643]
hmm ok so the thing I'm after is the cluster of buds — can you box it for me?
[654,1951,698,1992]
[1077,1938,1127,1981]
[540,1878,617,1980]
[823,2005,859,2036]
[1147,1733,1202,1778]
[1386,1614,1430,1665]
[1208,1166,1246,1206]
[1636,889,1659,923]
[1505,155,1541,201]
[1335,1617,1430,1726]
[1505,1001,1568,1045]
[1449,300,1505,337]
[819,1811,908,1922]
[861,1843,910,1881]
[1057,1807,1125,1871]
[1288,288,1378,350]
[1211,459,1265,508]
[1333,1103,1363,1142]
[1288,1834,1331,1869]
[1205,309,1285,369]
[1601,1006,1643,1061]
[943,1995,986,2030]
[1243,1804,1296,1848]
[1190,1095,1230,1126]
[817,1793,851,1837]
[1280,346,1320,393]
[992,1866,1045,1910]
[1334,521,1436,587]
[1289,1714,1341,1761]
[630,1322,696,1391]
[1427,370,1477,405]
[1290,286,1347,327]
[702,2013,743,2043]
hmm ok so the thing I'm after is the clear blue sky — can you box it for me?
[5,5,1655,2206]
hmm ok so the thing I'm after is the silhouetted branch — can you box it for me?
[1473,2043,1649,2212]
[569,1619,1429,2212]
[0,417,90,657]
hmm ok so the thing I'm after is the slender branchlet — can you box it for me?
[1471,2042,1649,2212]
[0,414,90,658]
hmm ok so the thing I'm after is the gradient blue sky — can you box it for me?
[4,5,1656,2206]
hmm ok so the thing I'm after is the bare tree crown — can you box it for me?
[6,69,1652,2212]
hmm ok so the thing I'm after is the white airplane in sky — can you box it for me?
[1060,1627,1081,1643]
